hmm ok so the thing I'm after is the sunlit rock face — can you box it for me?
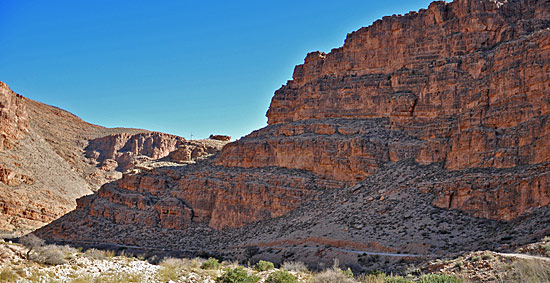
[37,0,550,258]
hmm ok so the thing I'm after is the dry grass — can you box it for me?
[281,261,309,273]
[0,268,18,282]
[309,268,356,283]
[509,259,550,283]
[29,244,68,265]
[84,248,115,260]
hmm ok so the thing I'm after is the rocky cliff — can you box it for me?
[37,0,549,269]
[221,0,550,219]
[0,82,225,233]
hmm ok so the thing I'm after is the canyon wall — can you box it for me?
[219,0,550,219]
[37,0,550,255]
[0,82,28,152]
[0,82,211,233]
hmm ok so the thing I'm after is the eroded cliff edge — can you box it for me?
[37,0,550,269]
[0,82,227,233]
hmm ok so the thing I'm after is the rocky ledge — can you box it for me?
[36,0,550,267]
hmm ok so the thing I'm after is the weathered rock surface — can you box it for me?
[167,139,228,163]
[0,82,28,151]
[209,134,231,141]
[0,82,203,233]
[221,0,550,219]
[36,0,550,269]
[85,132,186,171]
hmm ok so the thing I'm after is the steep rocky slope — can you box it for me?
[0,82,227,233]
[37,0,550,270]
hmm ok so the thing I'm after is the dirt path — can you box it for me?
[332,248,425,258]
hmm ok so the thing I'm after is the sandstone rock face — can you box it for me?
[37,0,550,265]
[209,134,231,141]
[85,132,186,171]
[221,0,550,219]
[86,164,336,230]
[167,139,228,163]
[0,82,28,151]
[0,81,197,233]
[218,118,420,182]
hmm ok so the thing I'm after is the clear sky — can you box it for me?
[0,0,434,139]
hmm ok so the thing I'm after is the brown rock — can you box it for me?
[0,82,28,151]
[85,132,186,171]
[0,165,33,186]
[0,81,192,232]
[34,0,550,266]
[209,134,231,141]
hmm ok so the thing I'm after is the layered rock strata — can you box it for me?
[0,82,202,233]
[0,82,28,152]
[221,0,550,219]
[38,0,550,265]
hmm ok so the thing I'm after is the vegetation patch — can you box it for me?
[254,260,275,272]
[216,267,259,283]
[265,270,298,283]
[201,257,222,270]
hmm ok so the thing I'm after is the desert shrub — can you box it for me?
[201,257,222,270]
[358,273,386,283]
[341,267,354,278]
[156,257,190,281]
[19,234,45,258]
[216,267,259,283]
[418,274,463,283]
[84,248,108,260]
[254,260,274,271]
[281,261,308,273]
[182,257,203,269]
[384,277,414,283]
[0,269,18,282]
[161,257,195,269]
[310,268,356,283]
[481,253,493,261]
[265,270,298,283]
[156,265,180,282]
[29,244,67,265]
[509,259,550,283]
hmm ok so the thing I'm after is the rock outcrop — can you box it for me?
[37,0,550,268]
[0,82,28,151]
[221,0,550,219]
[209,134,231,141]
[85,132,186,172]
[0,82,209,233]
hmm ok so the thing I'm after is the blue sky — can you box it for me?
[0,0,434,139]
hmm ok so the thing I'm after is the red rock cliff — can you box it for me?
[36,0,550,247]
[0,82,28,151]
[219,0,550,219]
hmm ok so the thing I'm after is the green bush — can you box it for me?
[265,270,298,283]
[201,257,222,270]
[216,267,259,283]
[384,277,414,283]
[418,274,463,283]
[254,260,274,272]
[341,267,354,278]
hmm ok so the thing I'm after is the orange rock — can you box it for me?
[35,0,550,243]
